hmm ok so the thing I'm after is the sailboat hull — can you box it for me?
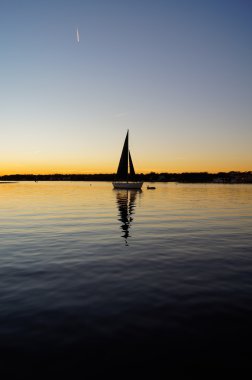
[112,182,143,189]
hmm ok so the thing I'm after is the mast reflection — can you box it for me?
[115,190,141,245]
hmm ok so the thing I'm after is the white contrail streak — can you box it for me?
[76,28,80,43]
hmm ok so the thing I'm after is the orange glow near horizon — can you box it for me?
[1,140,251,175]
[1,162,251,175]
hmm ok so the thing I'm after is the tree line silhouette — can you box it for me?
[0,171,252,183]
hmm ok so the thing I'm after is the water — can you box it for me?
[1,181,252,373]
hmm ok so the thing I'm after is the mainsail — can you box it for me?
[116,131,129,180]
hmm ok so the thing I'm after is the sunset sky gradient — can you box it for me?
[1,0,252,174]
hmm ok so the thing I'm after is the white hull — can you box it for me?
[112,182,143,189]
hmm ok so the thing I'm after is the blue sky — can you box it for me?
[1,0,252,173]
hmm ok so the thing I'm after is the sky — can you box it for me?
[1,0,252,174]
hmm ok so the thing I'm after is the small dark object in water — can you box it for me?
[147,186,156,190]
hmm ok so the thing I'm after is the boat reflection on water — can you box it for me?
[115,189,141,245]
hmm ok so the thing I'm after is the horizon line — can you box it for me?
[1,170,251,176]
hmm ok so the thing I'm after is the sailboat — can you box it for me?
[112,130,143,189]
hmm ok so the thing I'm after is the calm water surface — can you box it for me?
[1,181,252,372]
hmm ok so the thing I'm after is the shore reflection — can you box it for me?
[115,190,141,245]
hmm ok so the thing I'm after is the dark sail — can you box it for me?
[116,131,128,180]
[129,151,135,178]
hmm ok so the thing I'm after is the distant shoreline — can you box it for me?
[0,172,251,184]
